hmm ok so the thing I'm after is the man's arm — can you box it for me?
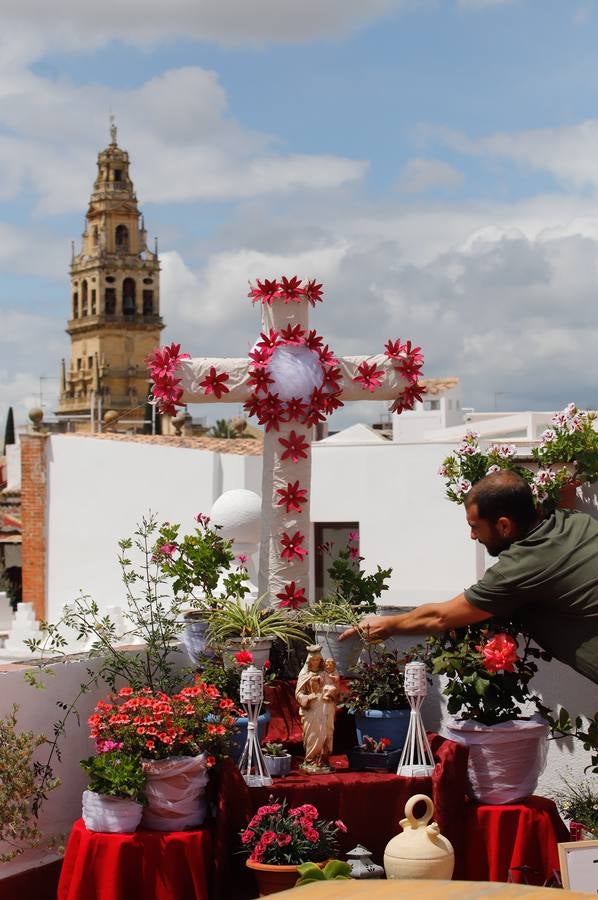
[338,593,492,641]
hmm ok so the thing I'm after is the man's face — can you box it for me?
[465,502,514,557]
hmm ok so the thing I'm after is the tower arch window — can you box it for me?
[73,292,78,319]
[115,225,129,251]
[92,226,99,246]
[143,290,154,315]
[123,278,136,316]
[105,288,116,315]
[91,289,97,315]
[81,280,88,316]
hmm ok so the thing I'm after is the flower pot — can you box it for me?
[264,752,292,778]
[230,710,271,763]
[354,709,410,752]
[181,617,214,665]
[445,716,548,805]
[246,859,324,896]
[81,790,143,833]
[140,753,210,831]
[347,745,403,773]
[314,624,361,676]
[223,637,273,669]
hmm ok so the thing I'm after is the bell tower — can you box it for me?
[56,119,163,429]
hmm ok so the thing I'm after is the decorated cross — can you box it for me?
[148,278,423,608]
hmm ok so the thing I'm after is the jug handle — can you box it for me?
[404,794,434,829]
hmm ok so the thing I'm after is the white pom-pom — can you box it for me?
[267,346,323,401]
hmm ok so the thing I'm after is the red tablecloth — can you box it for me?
[57,819,213,900]
[212,735,469,900]
[461,795,570,885]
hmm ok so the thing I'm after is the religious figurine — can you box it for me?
[295,646,339,773]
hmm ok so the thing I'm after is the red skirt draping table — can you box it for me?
[460,795,570,885]
[57,819,213,900]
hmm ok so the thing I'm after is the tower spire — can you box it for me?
[110,114,117,146]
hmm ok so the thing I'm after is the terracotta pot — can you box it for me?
[558,481,579,510]
[246,859,324,896]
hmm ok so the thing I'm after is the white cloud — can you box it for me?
[397,158,464,193]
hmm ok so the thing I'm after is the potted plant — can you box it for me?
[262,742,292,778]
[531,403,598,507]
[343,647,410,753]
[80,748,146,833]
[303,539,392,676]
[347,735,403,773]
[425,623,550,804]
[86,680,238,830]
[295,860,352,884]
[240,797,348,896]
[553,776,598,840]
[197,653,273,763]
[205,595,308,668]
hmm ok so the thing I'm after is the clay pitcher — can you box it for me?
[383,793,454,880]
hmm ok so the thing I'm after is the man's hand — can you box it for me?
[338,615,396,642]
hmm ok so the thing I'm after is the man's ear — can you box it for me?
[496,516,516,537]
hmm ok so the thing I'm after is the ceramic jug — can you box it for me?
[383,793,454,880]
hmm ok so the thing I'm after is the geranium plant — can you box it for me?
[424,623,549,726]
[240,797,347,865]
[532,403,598,491]
[343,648,409,713]
[80,748,146,804]
[87,682,239,763]
[438,431,523,504]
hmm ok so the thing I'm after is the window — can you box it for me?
[113,169,122,182]
[92,226,99,246]
[81,280,88,316]
[91,289,97,315]
[105,288,116,315]
[314,522,359,601]
[143,290,153,315]
[423,399,440,411]
[143,277,153,285]
[115,224,129,251]
[123,278,136,315]
[73,293,78,319]
[105,275,115,283]
[88,356,93,369]
[76,358,82,370]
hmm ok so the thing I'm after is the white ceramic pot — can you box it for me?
[384,794,454,880]
[314,624,361,676]
[445,715,548,805]
[182,618,214,664]
[82,790,143,833]
[264,753,292,777]
[141,754,209,831]
[223,637,273,669]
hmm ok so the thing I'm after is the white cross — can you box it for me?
[152,279,422,607]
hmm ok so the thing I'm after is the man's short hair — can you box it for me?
[464,471,537,529]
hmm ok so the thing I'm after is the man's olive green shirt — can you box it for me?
[464,509,598,684]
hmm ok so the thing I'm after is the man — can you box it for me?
[339,470,598,684]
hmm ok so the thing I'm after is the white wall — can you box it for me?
[45,436,261,623]
[312,440,476,603]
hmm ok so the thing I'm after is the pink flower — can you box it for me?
[97,740,124,753]
[280,531,308,562]
[276,833,292,846]
[241,829,255,845]
[334,819,348,833]
[348,531,359,542]
[261,831,277,845]
[348,546,360,560]
[299,804,318,820]
[305,828,320,842]
[157,542,177,558]
[234,650,254,666]
[236,554,248,566]
[195,512,210,526]
[480,634,518,673]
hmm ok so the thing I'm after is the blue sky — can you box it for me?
[2,0,598,429]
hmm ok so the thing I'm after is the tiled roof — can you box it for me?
[420,377,459,396]
[60,432,263,456]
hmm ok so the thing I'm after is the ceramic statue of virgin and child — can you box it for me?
[295,645,340,773]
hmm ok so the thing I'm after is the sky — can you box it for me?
[2,0,598,432]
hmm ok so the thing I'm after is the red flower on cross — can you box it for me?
[353,361,385,392]
[303,279,324,306]
[276,480,308,513]
[147,343,190,416]
[276,581,307,609]
[199,366,230,399]
[280,531,308,562]
[279,430,310,463]
[279,276,303,303]
[248,279,280,305]
[284,397,308,422]
[247,367,275,394]
[279,323,306,344]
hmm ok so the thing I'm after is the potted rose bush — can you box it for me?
[85,680,238,831]
[240,797,348,895]
[425,624,550,804]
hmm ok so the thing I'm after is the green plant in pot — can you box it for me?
[80,749,146,834]
[262,742,292,778]
[343,647,410,756]
[425,622,551,804]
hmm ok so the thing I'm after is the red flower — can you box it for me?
[206,756,216,767]
[244,393,262,418]
[276,581,307,609]
[146,342,189,380]
[384,338,404,359]
[278,430,310,463]
[248,347,272,367]
[263,660,271,671]
[147,343,190,416]
[248,279,280,305]
[479,634,518,673]
[391,381,425,413]
[276,480,308,513]
[284,397,308,422]
[234,650,254,666]
[279,275,303,303]
[304,279,324,306]
[318,344,337,366]
[280,531,308,562]
[322,392,343,414]
[247,367,275,394]
[304,330,323,352]
[348,546,360,560]
[255,393,285,432]
[334,819,348,832]
[199,366,230,399]
[257,328,280,351]
[353,361,385,392]
[280,323,306,343]
[322,365,342,392]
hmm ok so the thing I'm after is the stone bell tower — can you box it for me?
[56,119,163,429]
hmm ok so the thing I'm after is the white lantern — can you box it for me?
[397,661,435,777]
[237,665,272,787]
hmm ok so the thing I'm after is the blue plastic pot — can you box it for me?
[354,709,410,751]
[229,711,271,763]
